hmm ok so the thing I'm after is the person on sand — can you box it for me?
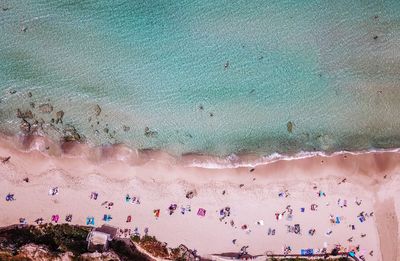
[35,218,43,224]
[65,214,72,222]
[238,246,248,257]
[1,156,11,163]
[90,192,98,200]
[48,187,59,196]
[6,193,15,201]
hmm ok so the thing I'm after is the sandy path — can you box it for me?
[375,199,398,261]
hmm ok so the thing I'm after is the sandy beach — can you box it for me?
[0,134,399,260]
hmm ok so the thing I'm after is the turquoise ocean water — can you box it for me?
[1,0,400,158]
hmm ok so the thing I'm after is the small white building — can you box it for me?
[86,225,118,252]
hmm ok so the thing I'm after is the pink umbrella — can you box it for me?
[51,214,59,223]
[197,208,206,217]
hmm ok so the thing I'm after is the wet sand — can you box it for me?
[0,134,399,260]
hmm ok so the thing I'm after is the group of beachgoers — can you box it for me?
[4,179,374,260]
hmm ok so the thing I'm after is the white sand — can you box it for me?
[0,135,399,260]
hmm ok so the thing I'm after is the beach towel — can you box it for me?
[153,209,160,218]
[86,217,95,226]
[90,192,98,200]
[197,208,206,217]
[301,249,314,256]
[51,214,59,223]
[336,216,341,224]
[103,214,112,222]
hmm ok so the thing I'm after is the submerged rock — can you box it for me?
[20,119,31,133]
[16,109,33,119]
[287,121,294,133]
[55,110,64,124]
[38,103,53,113]
[94,104,101,116]
[144,127,158,137]
[63,125,81,142]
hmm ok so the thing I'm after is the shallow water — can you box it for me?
[1,0,400,157]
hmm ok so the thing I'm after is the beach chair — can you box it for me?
[126,215,132,223]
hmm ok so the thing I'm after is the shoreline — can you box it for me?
[0,133,400,260]
[4,132,400,170]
